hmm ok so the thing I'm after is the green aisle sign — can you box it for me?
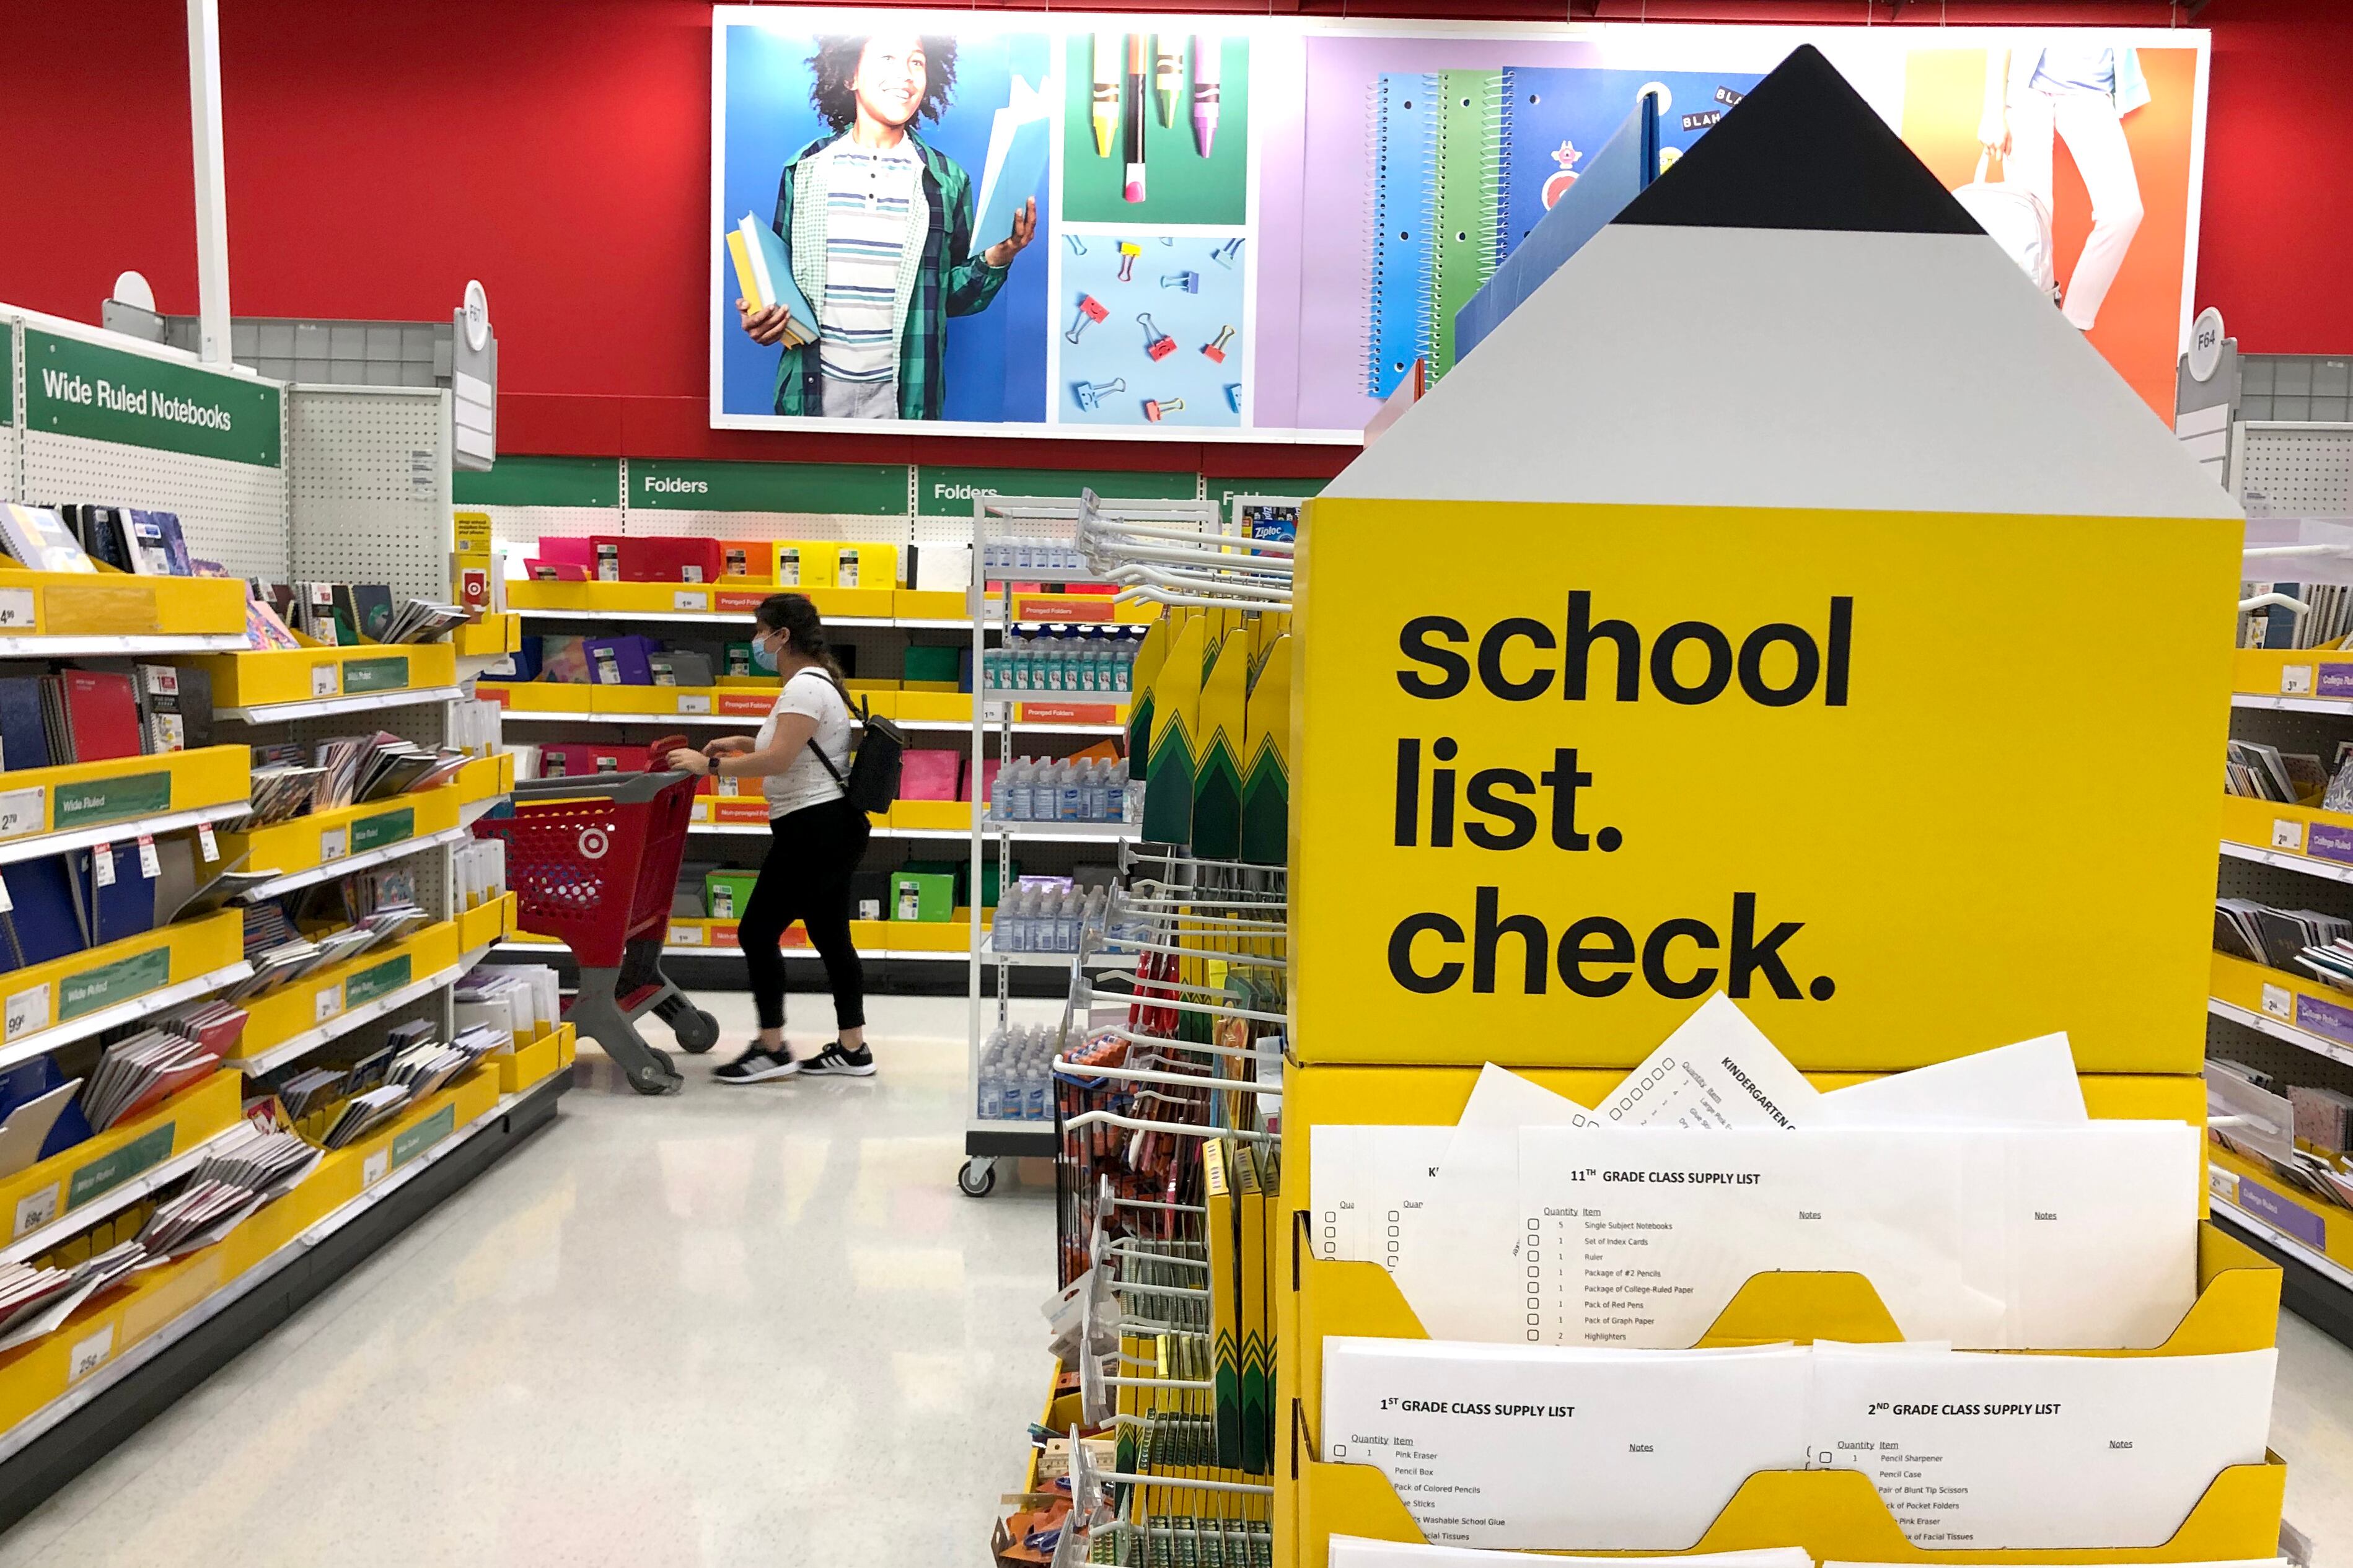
[630,460,905,515]
[917,466,1200,518]
[452,456,620,509]
[24,330,280,466]
[1212,477,1327,510]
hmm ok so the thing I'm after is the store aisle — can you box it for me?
[0,994,1060,1568]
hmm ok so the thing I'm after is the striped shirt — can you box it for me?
[816,139,921,419]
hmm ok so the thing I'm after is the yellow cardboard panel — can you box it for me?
[1290,499,2239,1071]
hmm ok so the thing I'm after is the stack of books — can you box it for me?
[0,1245,141,1354]
[55,507,195,576]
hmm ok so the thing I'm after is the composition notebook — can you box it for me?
[725,214,817,346]
[1364,65,1767,396]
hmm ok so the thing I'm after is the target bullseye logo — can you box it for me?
[578,826,611,860]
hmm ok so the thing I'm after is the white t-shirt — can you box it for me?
[757,669,855,819]
[816,138,920,419]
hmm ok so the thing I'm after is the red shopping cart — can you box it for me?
[471,738,718,1094]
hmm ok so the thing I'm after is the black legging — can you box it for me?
[737,798,869,1033]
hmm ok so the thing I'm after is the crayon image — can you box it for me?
[1124,34,1149,203]
[1192,36,1221,158]
[1155,37,1185,129]
[1091,32,1120,158]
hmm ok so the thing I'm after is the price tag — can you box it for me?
[677,694,713,715]
[197,822,220,862]
[12,1183,59,1238]
[668,923,708,947]
[2209,1165,2241,1206]
[2263,982,2294,1021]
[68,1325,113,1383]
[0,588,35,628]
[2274,818,2307,852]
[2284,665,2315,696]
[673,589,708,611]
[315,981,346,1024]
[320,825,350,863]
[311,664,340,698]
[91,844,115,888]
[136,836,160,878]
[364,1148,390,1187]
[0,786,43,842]
[4,984,48,1041]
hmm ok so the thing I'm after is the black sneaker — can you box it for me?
[713,1046,799,1084]
[799,1042,876,1077]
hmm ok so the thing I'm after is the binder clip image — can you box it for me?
[1224,382,1242,412]
[1065,294,1109,344]
[1202,324,1236,364]
[1209,237,1244,269]
[1117,242,1143,282]
[1143,396,1185,422]
[1064,234,1089,255]
[1161,271,1200,293]
[1138,314,1177,361]
[1073,377,1126,413]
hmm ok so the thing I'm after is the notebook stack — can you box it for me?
[131,664,211,754]
[2215,897,2353,973]
[80,1029,229,1132]
[233,763,326,830]
[0,504,95,574]
[2226,738,2326,803]
[0,1245,141,1354]
[311,733,471,812]
[319,1086,410,1148]
[132,1118,320,1263]
[377,598,469,645]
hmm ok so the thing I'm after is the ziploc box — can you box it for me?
[705,870,760,921]
[891,870,955,922]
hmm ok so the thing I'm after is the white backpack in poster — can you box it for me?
[1951,151,2057,304]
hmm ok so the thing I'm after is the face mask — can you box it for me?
[752,632,780,673]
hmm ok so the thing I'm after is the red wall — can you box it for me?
[3,0,2345,475]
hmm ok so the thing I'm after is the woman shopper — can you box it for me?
[666,593,874,1083]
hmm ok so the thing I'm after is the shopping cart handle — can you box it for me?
[511,769,696,804]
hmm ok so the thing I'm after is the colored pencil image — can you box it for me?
[1124,33,1149,203]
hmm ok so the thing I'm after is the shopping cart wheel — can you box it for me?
[629,1058,685,1096]
[957,1157,997,1198]
[664,1004,720,1054]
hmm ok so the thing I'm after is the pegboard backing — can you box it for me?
[2230,706,2353,757]
[2215,850,2353,914]
[22,429,288,581]
[287,386,450,600]
[2237,423,2353,518]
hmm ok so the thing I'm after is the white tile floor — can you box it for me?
[0,993,1067,1568]
[0,991,2349,1566]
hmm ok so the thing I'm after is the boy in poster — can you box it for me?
[737,33,1039,419]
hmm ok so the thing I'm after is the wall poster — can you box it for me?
[711,9,2209,441]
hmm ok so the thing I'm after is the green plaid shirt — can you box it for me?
[768,130,1010,421]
